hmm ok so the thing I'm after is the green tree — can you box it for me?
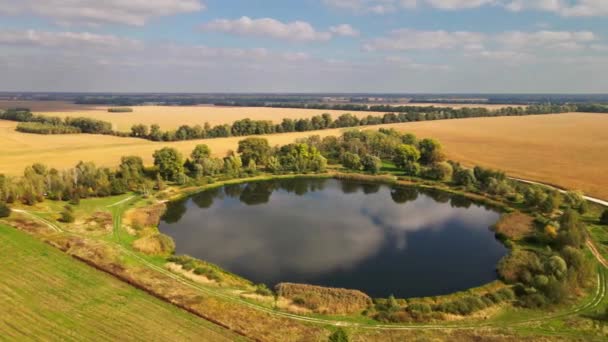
[130,124,149,137]
[453,168,476,187]
[237,137,271,166]
[328,328,349,342]
[0,202,10,218]
[601,210,608,225]
[418,138,445,165]
[393,144,421,175]
[424,162,454,181]
[153,147,184,181]
[190,144,211,164]
[59,205,75,223]
[149,124,163,141]
[341,152,362,170]
[361,154,382,174]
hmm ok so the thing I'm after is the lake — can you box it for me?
[159,178,507,298]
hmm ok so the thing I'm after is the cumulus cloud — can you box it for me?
[201,16,333,42]
[363,29,486,51]
[0,0,204,26]
[497,30,596,50]
[323,0,608,16]
[0,29,142,49]
[329,24,360,37]
[505,0,608,17]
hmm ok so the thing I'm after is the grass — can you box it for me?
[2,175,608,341]
[0,224,244,341]
[2,112,608,199]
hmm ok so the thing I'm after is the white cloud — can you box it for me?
[505,0,608,17]
[201,16,333,42]
[323,0,608,16]
[329,24,360,37]
[0,29,142,49]
[363,29,486,51]
[385,56,451,70]
[0,0,204,26]
[425,0,496,10]
[497,30,596,50]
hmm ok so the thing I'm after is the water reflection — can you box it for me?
[159,178,506,298]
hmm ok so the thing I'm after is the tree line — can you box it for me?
[1,102,599,141]
[0,128,606,321]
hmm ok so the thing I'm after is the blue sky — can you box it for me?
[0,0,607,93]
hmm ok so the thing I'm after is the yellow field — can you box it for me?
[0,100,380,132]
[1,113,606,199]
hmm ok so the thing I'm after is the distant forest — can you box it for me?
[2,92,608,107]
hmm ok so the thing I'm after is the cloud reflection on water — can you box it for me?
[160,180,501,284]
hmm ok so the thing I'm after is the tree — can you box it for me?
[130,124,149,138]
[393,144,420,175]
[153,147,184,181]
[601,209,608,225]
[453,168,476,187]
[328,328,349,342]
[0,202,10,218]
[341,152,362,170]
[424,162,454,181]
[418,138,445,165]
[190,144,211,164]
[149,124,162,141]
[237,137,271,166]
[59,205,75,223]
[361,155,382,174]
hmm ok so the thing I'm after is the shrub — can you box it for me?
[16,122,81,134]
[276,283,372,315]
[255,283,273,296]
[59,205,75,223]
[341,152,362,170]
[0,202,10,218]
[406,302,431,314]
[601,209,608,225]
[361,154,382,174]
[108,107,133,113]
[328,328,349,342]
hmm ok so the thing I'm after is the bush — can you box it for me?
[361,154,382,174]
[255,283,273,296]
[601,209,608,225]
[0,202,10,218]
[59,205,75,223]
[341,152,362,170]
[108,107,133,113]
[16,122,81,134]
[328,328,349,342]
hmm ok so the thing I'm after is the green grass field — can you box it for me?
[0,224,245,341]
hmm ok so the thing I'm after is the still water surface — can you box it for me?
[159,178,506,298]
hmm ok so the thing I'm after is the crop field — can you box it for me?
[1,112,607,199]
[0,225,242,341]
[0,100,381,131]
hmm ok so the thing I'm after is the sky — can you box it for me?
[0,0,607,93]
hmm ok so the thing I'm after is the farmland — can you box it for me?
[1,112,607,199]
[0,225,243,341]
[0,101,381,131]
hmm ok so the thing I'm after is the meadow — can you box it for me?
[0,225,242,341]
[1,112,606,199]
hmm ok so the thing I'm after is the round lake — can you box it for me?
[159,178,507,298]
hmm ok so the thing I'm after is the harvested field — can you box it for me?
[1,113,606,199]
[0,100,380,131]
[0,225,243,341]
